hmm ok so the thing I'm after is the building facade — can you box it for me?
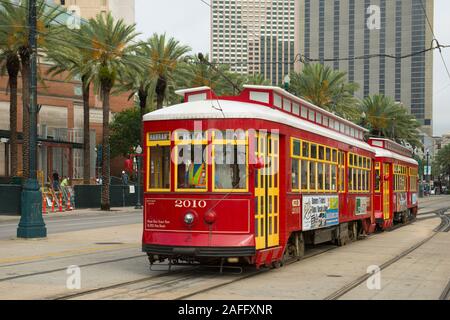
[0,0,136,181]
[211,0,299,85]
[52,0,135,24]
[297,0,434,136]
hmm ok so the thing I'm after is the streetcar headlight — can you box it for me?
[184,212,195,225]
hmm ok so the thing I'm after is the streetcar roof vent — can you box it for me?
[175,87,217,102]
[368,138,413,158]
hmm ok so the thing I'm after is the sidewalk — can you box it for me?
[0,206,142,224]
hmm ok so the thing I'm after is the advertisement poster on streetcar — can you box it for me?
[355,197,370,216]
[396,192,408,212]
[412,193,418,205]
[302,196,339,231]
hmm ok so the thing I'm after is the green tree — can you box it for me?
[359,94,422,148]
[0,36,20,177]
[245,73,271,86]
[147,33,191,109]
[434,144,450,185]
[289,63,360,120]
[74,12,143,210]
[46,43,94,185]
[117,42,153,120]
[109,107,141,159]
[0,0,65,178]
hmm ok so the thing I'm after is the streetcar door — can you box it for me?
[254,132,280,250]
[383,163,391,221]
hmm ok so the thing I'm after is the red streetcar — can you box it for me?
[369,138,419,230]
[141,85,418,269]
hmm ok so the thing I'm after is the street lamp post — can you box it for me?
[17,0,47,238]
[426,149,430,184]
[134,145,142,210]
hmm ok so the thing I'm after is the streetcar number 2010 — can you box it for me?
[175,200,207,208]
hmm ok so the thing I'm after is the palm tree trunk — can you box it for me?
[101,84,112,211]
[138,88,147,120]
[7,54,20,177]
[82,77,91,185]
[155,77,166,109]
[20,49,31,180]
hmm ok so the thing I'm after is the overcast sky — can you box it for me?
[135,0,450,137]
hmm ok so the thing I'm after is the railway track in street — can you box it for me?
[4,206,447,300]
[53,245,337,300]
[440,280,450,300]
[324,210,450,300]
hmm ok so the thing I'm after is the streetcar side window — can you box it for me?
[147,132,171,192]
[148,146,171,190]
[348,153,371,193]
[291,138,338,193]
[375,162,381,192]
[292,158,300,191]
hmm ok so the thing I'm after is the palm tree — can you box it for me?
[359,94,422,148]
[147,33,191,109]
[0,0,65,179]
[117,42,153,120]
[0,45,20,177]
[289,63,360,121]
[46,44,93,185]
[74,12,142,210]
[246,73,271,86]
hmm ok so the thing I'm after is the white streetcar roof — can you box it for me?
[243,85,369,133]
[143,99,376,153]
[373,147,419,166]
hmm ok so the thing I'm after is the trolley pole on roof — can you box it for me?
[17,0,47,239]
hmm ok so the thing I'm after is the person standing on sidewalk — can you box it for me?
[52,171,60,191]
[121,171,129,186]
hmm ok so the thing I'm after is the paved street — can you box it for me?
[0,208,142,240]
[0,196,449,300]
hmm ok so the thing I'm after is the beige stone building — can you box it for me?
[297,0,434,136]
[52,0,135,24]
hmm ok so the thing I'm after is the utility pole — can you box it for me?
[17,0,47,238]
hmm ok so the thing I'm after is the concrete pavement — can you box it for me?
[0,196,449,300]
[0,207,142,240]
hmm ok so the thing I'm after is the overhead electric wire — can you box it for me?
[419,0,450,82]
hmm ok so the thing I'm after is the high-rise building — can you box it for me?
[298,0,434,136]
[52,0,135,24]
[211,0,299,85]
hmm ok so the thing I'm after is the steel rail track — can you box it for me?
[439,279,450,300]
[54,246,336,300]
[53,266,200,300]
[324,211,450,300]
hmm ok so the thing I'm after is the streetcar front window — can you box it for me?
[176,145,208,191]
[175,131,208,191]
[213,130,248,192]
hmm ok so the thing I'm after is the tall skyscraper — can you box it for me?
[211,0,298,85]
[298,0,434,136]
[52,0,135,24]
